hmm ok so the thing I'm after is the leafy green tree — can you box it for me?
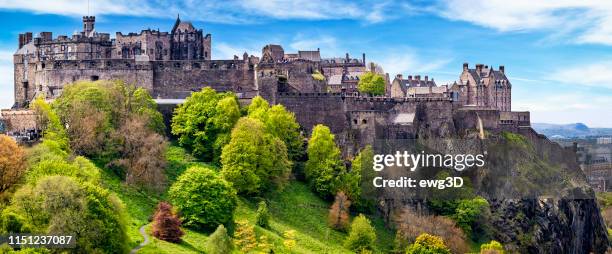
[452,197,489,236]
[344,214,377,253]
[357,72,385,96]
[406,233,451,254]
[205,225,233,254]
[305,124,346,198]
[352,145,377,210]
[221,117,291,195]
[25,156,100,185]
[246,97,304,162]
[171,87,240,161]
[169,166,237,230]
[9,176,129,253]
[30,96,69,151]
[255,201,270,228]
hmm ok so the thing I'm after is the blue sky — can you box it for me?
[0,0,611,127]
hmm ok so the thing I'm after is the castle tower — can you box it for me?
[83,16,95,36]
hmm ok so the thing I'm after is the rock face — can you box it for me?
[490,192,608,253]
[377,128,609,253]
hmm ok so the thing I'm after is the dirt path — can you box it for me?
[130,225,150,254]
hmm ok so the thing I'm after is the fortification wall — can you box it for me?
[276,92,347,134]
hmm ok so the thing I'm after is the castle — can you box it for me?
[8,16,531,154]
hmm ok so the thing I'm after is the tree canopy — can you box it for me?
[305,124,346,198]
[357,72,385,96]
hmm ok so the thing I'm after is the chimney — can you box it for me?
[408,75,413,80]
[476,64,483,73]
[362,53,365,64]
[40,32,52,42]
[18,32,33,49]
[499,65,505,74]
[415,75,421,80]
[396,74,403,80]
[463,62,468,71]
[345,53,349,62]
[370,62,376,73]
[425,75,429,82]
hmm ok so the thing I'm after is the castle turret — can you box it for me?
[83,16,95,36]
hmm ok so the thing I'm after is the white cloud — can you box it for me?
[436,0,612,45]
[546,61,612,89]
[514,93,612,127]
[371,49,451,78]
[0,0,397,24]
[0,50,14,108]
[214,42,261,60]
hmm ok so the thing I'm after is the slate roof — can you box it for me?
[298,50,321,61]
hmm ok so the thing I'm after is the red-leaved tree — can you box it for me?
[152,201,184,243]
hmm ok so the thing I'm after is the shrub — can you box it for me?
[480,240,504,254]
[452,197,489,236]
[25,156,100,185]
[205,225,233,254]
[0,134,27,192]
[221,117,291,195]
[169,166,237,230]
[256,201,270,228]
[328,192,351,231]
[311,70,325,81]
[406,233,451,254]
[10,176,129,253]
[283,230,297,251]
[0,211,29,233]
[345,214,376,253]
[395,208,469,254]
[352,145,376,211]
[152,201,184,243]
[305,124,346,198]
[233,220,257,253]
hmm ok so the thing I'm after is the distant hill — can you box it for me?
[532,123,612,138]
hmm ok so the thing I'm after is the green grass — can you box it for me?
[95,143,396,253]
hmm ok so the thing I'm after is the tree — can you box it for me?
[10,176,129,253]
[406,233,451,254]
[0,135,27,192]
[305,124,346,198]
[452,197,489,236]
[205,225,233,254]
[171,87,240,161]
[111,116,168,192]
[169,166,237,230]
[256,201,270,228]
[221,117,291,195]
[233,220,257,253]
[357,72,385,96]
[30,96,69,151]
[394,208,468,254]
[152,201,184,243]
[345,214,376,253]
[352,145,376,210]
[328,191,351,231]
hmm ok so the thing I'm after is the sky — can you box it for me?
[0,0,611,127]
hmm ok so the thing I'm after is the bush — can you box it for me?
[452,197,489,236]
[25,156,100,185]
[345,214,376,253]
[169,166,237,230]
[328,192,351,231]
[406,233,451,254]
[0,134,27,192]
[233,220,257,253]
[0,211,29,233]
[205,224,233,254]
[352,145,376,211]
[152,201,184,243]
[9,176,129,253]
[283,230,297,251]
[221,117,291,195]
[395,208,468,254]
[255,201,270,228]
[480,240,504,254]
[305,124,346,198]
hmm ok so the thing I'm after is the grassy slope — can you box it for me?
[103,144,395,253]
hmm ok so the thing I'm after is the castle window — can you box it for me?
[61,45,65,51]
[91,75,99,81]
[362,119,367,124]
[353,119,358,124]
